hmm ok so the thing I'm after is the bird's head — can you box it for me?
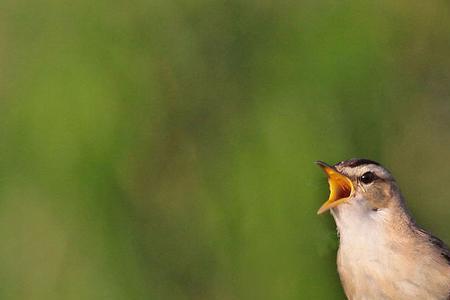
[316,159,401,215]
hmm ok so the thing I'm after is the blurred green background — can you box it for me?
[1,0,450,299]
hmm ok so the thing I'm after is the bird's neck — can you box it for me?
[331,200,402,251]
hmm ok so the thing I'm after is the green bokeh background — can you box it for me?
[2,1,450,299]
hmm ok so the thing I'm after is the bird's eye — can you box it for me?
[360,171,377,184]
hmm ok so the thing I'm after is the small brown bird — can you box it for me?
[317,159,450,300]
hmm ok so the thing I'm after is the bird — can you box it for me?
[316,158,450,300]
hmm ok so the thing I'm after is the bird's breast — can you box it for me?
[333,207,450,299]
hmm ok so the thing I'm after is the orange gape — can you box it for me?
[316,161,354,214]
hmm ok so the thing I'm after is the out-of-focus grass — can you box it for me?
[0,0,450,299]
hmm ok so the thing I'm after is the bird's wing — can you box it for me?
[416,227,450,265]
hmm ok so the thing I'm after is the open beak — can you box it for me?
[316,161,354,214]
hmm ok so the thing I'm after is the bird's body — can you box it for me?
[317,159,450,300]
[335,200,450,299]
